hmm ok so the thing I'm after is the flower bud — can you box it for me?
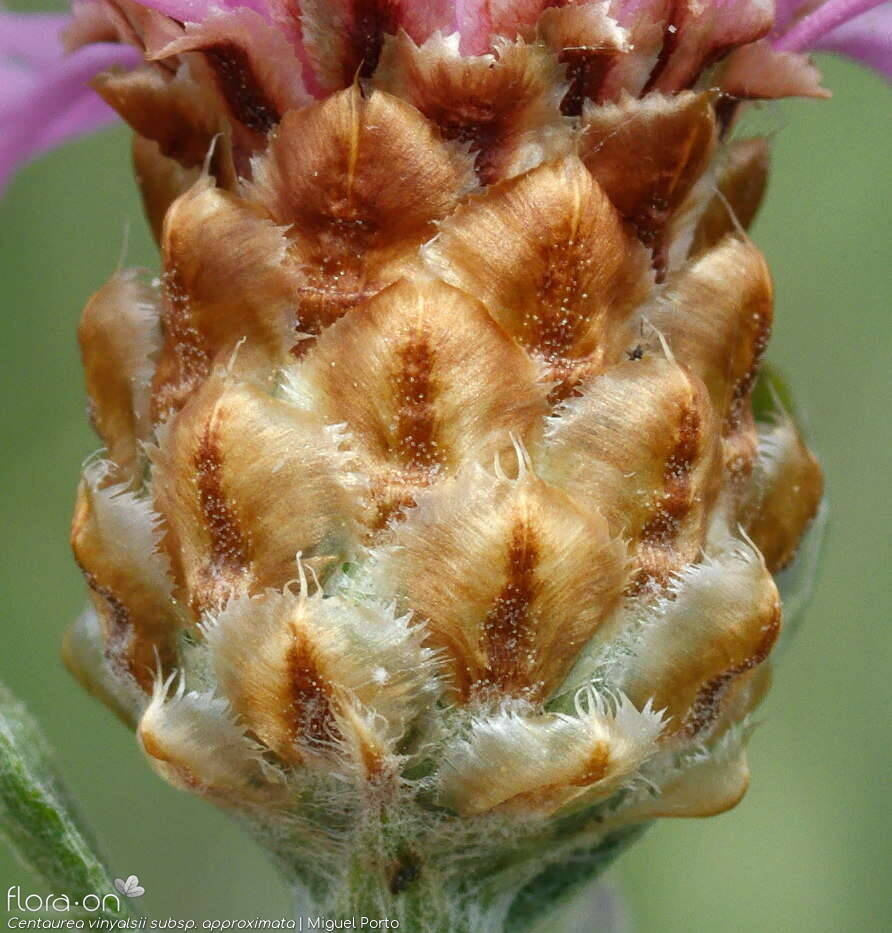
[52,1,836,924]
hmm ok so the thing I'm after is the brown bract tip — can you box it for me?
[246,86,476,340]
[544,353,723,585]
[646,0,774,93]
[300,0,455,90]
[70,470,180,691]
[646,235,773,481]
[150,372,360,620]
[152,177,296,419]
[720,41,831,102]
[580,90,717,273]
[132,135,201,243]
[426,155,652,400]
[148,9,311,148]
[740,415,824,572]
[94,64,222,171]
[535,3,628,114]
[286,276,548,532]
[78,270,161,482]
[373,465,628,702]
[617,543,781,739]
[691,136,770,256]
[375,32,571,185]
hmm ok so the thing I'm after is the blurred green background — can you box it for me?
[1,33,890,933]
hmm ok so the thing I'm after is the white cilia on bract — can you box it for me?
[2,0,890,930]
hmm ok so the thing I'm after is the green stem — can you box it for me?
[282,811,641,933]
[0,681,129,918]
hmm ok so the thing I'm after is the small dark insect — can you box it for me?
[626,344,645,361]
[388,855,420,895]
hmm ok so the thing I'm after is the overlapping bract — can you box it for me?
[3,0,892,191]
[61,0,827,911]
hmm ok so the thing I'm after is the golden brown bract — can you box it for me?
[580,91,717,272]
[78,271,160,482]
[691,137,770,256]
[70,471,180,691]
[132,135,201,244]
[426,156,652,400]
[739,416,824,572]
[647,236,774,482]
[376,33,570,185]
[138,681,280,802]
[618,745,750,820]
[205,588,438,774]
[94,64,222,172]
[287,277,548,530]
[150,373,360,620]
[438,692,664,816]
[152,177,296,419]
[209,592,342,766]
[615,545,781,739]
[373,466,629,702]
[543,353,723,586]
[245,87,475,340]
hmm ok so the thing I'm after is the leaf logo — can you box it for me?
[114,875,145,898]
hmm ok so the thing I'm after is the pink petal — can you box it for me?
[774,0,886,51]
[0,63,34,100]
[0,41,140,189]
[29,84,120,152]
[813,4,892,78]
[455,0,493,54]
[0,12,71,66]
[455,0,582,52]
[772,0,802,32]
[485,0,553,34]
